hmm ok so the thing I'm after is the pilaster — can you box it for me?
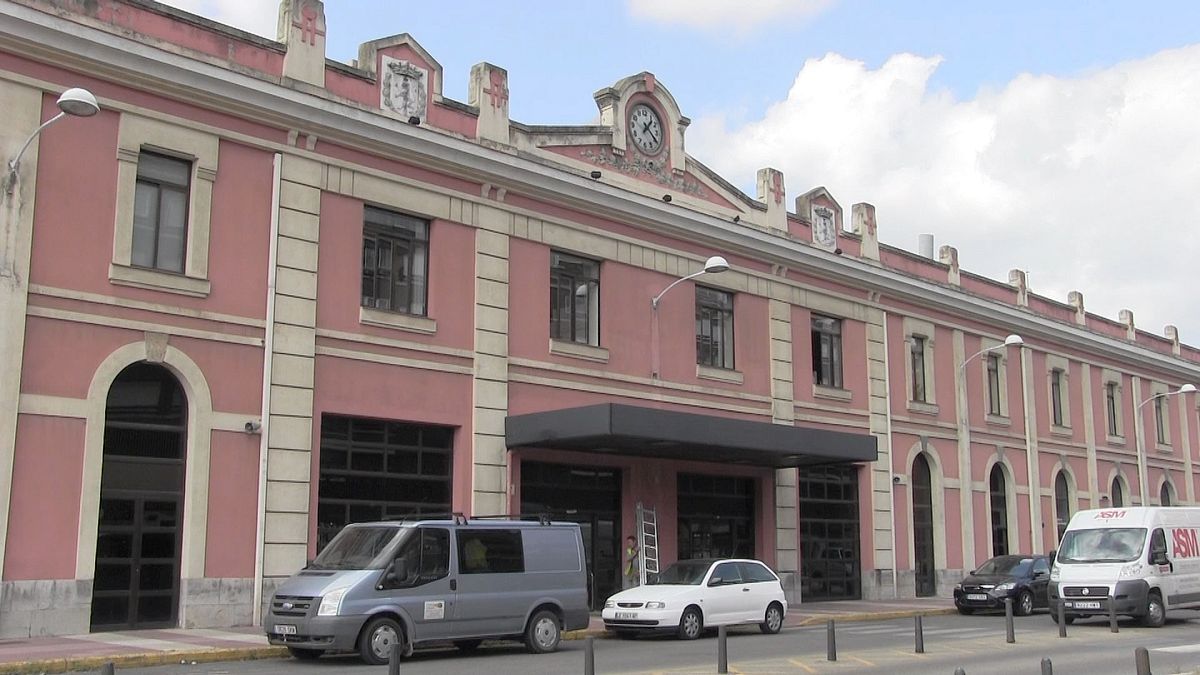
[768,298,798,599]
[1081,365,1100,507]
[472,206,511,515]
[1020,346,1042,553]
[866,307,896,598]
[952,329,976,570]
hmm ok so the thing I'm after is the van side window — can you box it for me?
[389,527,449,588]
[1150,528,1168,562]
[457,529,525,574]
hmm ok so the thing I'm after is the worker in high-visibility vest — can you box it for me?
[623,535,640,588]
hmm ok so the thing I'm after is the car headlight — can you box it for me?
[1050,566,1060,581]
[604,599,615,609]
[993,582,1015,592]
[645,601,666,609]
[954,582,962,591]
[1119,563,1143,580]
[317,588,348,616]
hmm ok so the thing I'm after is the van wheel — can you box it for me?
[525,609,561,654]
[287,647,323,660]
[359,616,404,665]
[760,602,784,634]
[454,639,483,651]
[1142,592,1166,627]
[678,606,703,640]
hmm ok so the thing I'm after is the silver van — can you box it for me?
[265,515,590,664]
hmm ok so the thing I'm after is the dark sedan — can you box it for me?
[954,554,1051,616]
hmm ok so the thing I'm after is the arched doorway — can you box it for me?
[912,454,936,597]
[1161,481,1173,506]
[1054,472,1071,543]
[1111,477,1124,508]
[989,465,1009,557]
[90,363,187,631]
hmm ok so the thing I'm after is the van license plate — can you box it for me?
[1073,601,1101,610]
[274,624,297,635]
[615,611,638,619]
[967,594,988,601]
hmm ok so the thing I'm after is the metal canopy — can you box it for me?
[505,403,877,468]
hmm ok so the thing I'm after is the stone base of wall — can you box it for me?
[0,580,92,638]
[181,577,254,628]
[861,568,897,600]
[861,568,962,601]
[778,571,800,604]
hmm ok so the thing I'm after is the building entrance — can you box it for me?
[520,461,620,610]
[799,465,862,601]
[677,474,756,560]
[91,363,186,631]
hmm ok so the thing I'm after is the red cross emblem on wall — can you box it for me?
[292,3,325,47]
[484,70,509,109]
[769,172,784,205]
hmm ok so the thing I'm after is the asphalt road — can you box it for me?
[109,611,1200,675]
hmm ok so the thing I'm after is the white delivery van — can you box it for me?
[1050,507,1200,627]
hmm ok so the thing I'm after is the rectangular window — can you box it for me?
[549,251,600,345]
[1105,382,1119,437]
[132,152,191,273]
[811,315,843,388]
[986,353,1002,416]
[910,336,927,402]
[1154,396,1167,445]
[1050,369,1065,426]
[361,206,429,315]
[696,286,734,369]
[457,529,525,574]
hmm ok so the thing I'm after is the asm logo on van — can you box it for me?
[1093,510,1127,519]
[1172,528,1200,559]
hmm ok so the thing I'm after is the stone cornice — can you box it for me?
[2,3,1197,380]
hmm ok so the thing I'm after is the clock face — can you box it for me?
[629,104,664,154]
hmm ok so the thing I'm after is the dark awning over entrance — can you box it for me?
[505,403,877,468]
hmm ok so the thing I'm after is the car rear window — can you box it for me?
[739,562,778,583]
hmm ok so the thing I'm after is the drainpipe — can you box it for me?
[881,311,899,598]
[252,152,282,626]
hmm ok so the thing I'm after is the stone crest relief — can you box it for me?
[380,55,428,120]
[812,206,837,251]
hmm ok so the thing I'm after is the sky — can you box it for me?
[164,0,1200,349]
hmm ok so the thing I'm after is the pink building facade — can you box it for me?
[0,0,1197,637]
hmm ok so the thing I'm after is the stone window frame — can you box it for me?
[903,318,938,414]
[1101,369,1125,444]
[111,114,217,297]
[1052,465,1076,543]
[1148,381,1172,450]
[1046,354,1072,433]
[978,336,1011,424]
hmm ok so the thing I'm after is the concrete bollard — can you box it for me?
[914,615,924,654]
[584,636,595,675]
[1057,601,1067,638]
[1041,657,1053,675]
[1004,597,1015,644]
[388,642,402,675]
[1134,646,1151,675]
[100,664,115,675]
[1109,597,1119,633]
[827,619,837,662]
[717,625,728,674]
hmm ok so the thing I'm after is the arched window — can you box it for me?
[912,454,935,597]
[1111,477,1124,508]
[1054,472,1071,542]
[1161,482,1173,507]
[989,465,1009,557]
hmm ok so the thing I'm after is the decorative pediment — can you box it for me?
[358,34,444,123]
[594,72,689,173]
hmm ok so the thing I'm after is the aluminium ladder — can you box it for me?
[636,501,659,585]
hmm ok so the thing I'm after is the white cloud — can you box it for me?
[160,0,278,39]
[627,0,835,34]
[689,46,1200,345]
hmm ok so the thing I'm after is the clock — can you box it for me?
[628,103,664,154]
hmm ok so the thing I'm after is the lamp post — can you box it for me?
[955,333,1022,568]
[650,255,729,379]
[1134,383,1196,503]
[0,87,99,581]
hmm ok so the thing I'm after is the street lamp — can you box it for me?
[650,255,729,378]
[5,87,100,195]
[955,333,1022,568]
[1135,383,1196,503]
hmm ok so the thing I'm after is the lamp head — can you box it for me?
[1003,334,1024,347]
[56,88,99,117]
[1179,384,1198,394]
[703,255,730,274]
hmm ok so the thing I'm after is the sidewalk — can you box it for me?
[0,597,954,674]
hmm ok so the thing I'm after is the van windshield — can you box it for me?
[1057,527,1146,564]
[309,526,404,570]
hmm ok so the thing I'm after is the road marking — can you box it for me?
[1155,643,1200,653]
[848,655,875,666]
[891,649,928,658]
[787,658,817,673]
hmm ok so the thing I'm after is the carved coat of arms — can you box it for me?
[380,56,428,120]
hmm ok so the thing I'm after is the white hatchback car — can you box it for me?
[602,558,788,639]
